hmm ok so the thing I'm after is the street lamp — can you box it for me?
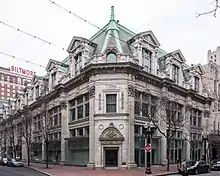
[202,135,208,162]
[144,122,152,174]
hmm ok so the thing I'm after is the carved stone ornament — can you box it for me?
[99,123,124,145]
[128,85,135,97]
[89,86,95,98]
[60,101,67,110]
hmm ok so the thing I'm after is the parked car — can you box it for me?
[179,160,210,175]
[7,158,23,167]
[211,160,220,171]
[0,158,8,165]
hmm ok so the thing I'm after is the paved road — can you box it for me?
[173,171,220,175]
[0,165,45,176]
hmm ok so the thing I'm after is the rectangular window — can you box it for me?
[172,65,179,84]
[7,75,10,81]
[51,72,56,87]
[69,93,90,121]
[35,85,39,98]
[75,53,82,75]
[142,49,152,73]
[70,129,76,137]
[77,127,83,136]
[106,94,117,113]
[17,78,21,84]
[194,76,199,91]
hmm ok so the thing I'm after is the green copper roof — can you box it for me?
[90,6,135,54]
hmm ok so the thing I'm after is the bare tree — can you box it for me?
[40,78,51,169]
[21,107,32,166]
[197,0,220,17]
[141,95,191,171]
[4,118,18,158]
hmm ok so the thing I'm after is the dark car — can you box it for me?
[186,160,210,175]
[211,160,220,171]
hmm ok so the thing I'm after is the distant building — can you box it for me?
[0,66,33,100]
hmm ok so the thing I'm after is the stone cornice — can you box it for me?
[7,62,214,119]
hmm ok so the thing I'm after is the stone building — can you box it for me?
[0,6,216,168]
[202,47,220,161]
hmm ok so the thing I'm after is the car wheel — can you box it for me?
[195,169,199,175]
[207,168,210,173]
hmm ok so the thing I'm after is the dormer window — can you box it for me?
[172,65,179,84]
[194,76,199,92]
[51,72,56,87]
[106,52,117,63]
[142,48,152,73]
[75,53,82,75]
[35,85,39,98]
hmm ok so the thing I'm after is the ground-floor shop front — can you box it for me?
[30,141,61,163]
[65,137,89,166]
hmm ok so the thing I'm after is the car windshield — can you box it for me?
[187,161,197,167]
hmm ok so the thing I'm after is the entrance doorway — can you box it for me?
[105,147,118,167]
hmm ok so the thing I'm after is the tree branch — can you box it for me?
[197,0,220,17]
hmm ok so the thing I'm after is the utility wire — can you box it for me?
[0,51,45,68]
[46,0,136,49]
[0,20,66,52]
[48,0,100,29]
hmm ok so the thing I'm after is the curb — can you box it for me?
[24,165,54,176]
[153,172,179,176]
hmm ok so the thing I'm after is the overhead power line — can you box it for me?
[0,20,66,52]
[0,51,45,68]
[47,0,100,29]
[46,0,136,49]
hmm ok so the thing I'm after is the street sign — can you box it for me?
[145,143,151,152]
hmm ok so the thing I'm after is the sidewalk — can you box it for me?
[25,162,179,176]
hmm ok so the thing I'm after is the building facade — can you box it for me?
[0,66,33,100]
[0,6,217,169]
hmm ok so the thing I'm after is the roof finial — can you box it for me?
[111,6,115,21]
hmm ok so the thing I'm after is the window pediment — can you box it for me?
[99,123,124,145]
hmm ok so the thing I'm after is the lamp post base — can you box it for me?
[145,167,152,174]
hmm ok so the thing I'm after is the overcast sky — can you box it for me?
[0,0,220,76]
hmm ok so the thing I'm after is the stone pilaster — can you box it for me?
[127,84,136,168]
[41,142,45,161]
[60,101,68,165]
[87,85,95,168]
[21,140,27,161]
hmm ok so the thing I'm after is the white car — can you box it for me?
[2,158,8,165]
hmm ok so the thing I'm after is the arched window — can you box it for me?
[106,52,117,63]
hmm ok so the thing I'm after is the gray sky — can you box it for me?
[0,0,220,76]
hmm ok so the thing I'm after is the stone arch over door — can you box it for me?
[99,123,124,145]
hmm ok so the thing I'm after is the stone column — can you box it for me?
[21,140,27,161]
[41,142,45,161]
[87,85,95,168]
[184,97,192,160]
[60,101,68,165]
[127,84,137,168]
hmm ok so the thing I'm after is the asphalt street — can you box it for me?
[173,171,220,175]
[0,165,45,176]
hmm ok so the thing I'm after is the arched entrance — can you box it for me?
[99,123,124,168]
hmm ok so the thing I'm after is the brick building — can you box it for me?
[0,66,33,100]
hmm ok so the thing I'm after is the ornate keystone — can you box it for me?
[60,101,67,110]
[89,86,95,98]
[128,85,135,97]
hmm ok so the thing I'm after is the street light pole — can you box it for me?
[202,135,208,162]
[145,123,152,174]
